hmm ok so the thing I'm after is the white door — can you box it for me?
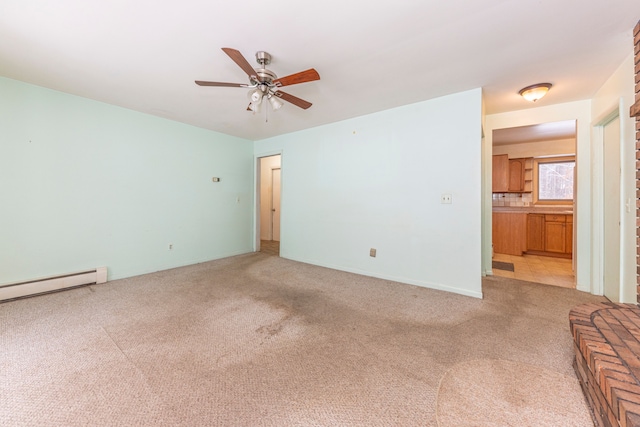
[603,116,621,302]
[271,168,281,241]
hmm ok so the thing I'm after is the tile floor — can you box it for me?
[492,252,575,288]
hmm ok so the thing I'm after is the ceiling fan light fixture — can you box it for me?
[518,83,552,102]
[250,101,262,113]
[248,88,263,104]
[268,94,283,110]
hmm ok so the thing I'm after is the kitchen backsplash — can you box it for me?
[492,193,533,207]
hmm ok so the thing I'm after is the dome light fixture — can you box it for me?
[518,83,552,102]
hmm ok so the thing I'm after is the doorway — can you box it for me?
[258,155,281,256]
[491,120,577,288]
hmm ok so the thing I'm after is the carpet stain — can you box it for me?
[436,359,593,427]
[0,253,606,427]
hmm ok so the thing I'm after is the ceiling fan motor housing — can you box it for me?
[252,52,276,85]
[254,68,277,85]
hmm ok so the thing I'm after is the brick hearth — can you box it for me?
[570,303,640,427]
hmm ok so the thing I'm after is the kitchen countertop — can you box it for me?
[493,206,573,215]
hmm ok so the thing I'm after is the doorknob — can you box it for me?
[272,209,276,212]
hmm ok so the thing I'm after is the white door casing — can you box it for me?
[603,115,621,302]
[271,168,281,242]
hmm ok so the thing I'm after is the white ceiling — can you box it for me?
[1,1,639,141]
[493,120,577,146]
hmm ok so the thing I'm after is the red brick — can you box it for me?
[570,303,640,427]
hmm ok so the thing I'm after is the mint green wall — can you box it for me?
[0,77,253,284]
[255,89,483,298]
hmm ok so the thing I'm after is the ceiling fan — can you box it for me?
[195,48,320,113]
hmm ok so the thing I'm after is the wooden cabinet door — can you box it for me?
[545,220,566,253]
[565,215,573,255]
[508,159,525,192]
[492,155,509,192]
[493,213,527,256]
[527,214,545,251]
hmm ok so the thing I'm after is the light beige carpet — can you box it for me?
[0,253,603,426]
[436,359,593,427]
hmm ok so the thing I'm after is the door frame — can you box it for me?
[254,150,283,252]
[270,167,281,241]
[593,106,622,300]
[482,102,592,294]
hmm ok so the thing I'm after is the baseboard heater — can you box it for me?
[0,267,107,302]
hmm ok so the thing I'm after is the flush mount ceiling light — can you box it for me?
[518,83,552,102]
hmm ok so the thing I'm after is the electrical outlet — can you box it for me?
[441,194,452,204]
[370,248,377,257]
[168,244,173,250]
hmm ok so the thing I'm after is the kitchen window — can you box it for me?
[533,156,575,205]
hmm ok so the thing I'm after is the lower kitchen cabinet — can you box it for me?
[566,216,573,255]
[493,212,527,256]
[495,211,573,258]
[526,214,545,252]
[526,213,573,258]
[545,217,566,253]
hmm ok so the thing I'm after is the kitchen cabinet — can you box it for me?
[527,214,545,251]
[492,155,533,193]
[508,159,525,192]
[525,213,573,257]
[566,215,573,255]
[523,158,533,192]
[492,154,509,192]
[545,215,566,253]
[493,212,527,256]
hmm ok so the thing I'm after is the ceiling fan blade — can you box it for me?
[195,80,247,87]
[221,48,257,80]
[274,91,312,109]
[273,69,320,87]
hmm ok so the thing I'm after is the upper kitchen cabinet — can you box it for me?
[492,155,533,193]
[492,154,509,192]
[508,158,524,192]
[523,158,533,192]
